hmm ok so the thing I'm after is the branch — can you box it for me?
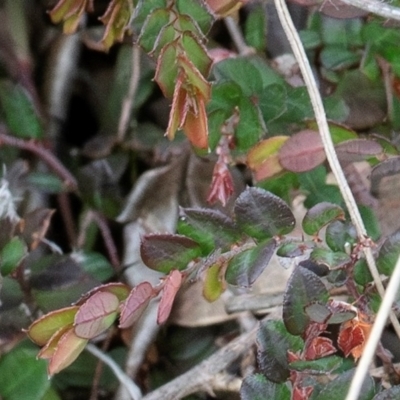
[339,0,400,21]
[0,127,78,190]
[86,343,142,400]
[117,44,141,142]
[141,326,257,400]
[273,0,400,339]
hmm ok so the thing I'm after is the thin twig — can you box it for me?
[345,254,400,400]
[339,0,400,21]
[117,44,141,143]
[141,326,257,400]
[91,210,121,271]
[86,343,142,400]
[224,17,255,56]
[0,127,78,190]
[273,0,400,339]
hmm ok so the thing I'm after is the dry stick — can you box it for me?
[345,255,400,400]
[91,210,121,271]
[117,44,141,143]
[339,0,400,21]
[224,17,255,56]
[0,129,78,190]
[141,326,257,400]
[86,344,142,400]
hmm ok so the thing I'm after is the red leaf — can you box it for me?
[157,270,183,324]
[183,95,209,149]
[278,130,325,173]
[48,328,88,376]
[207,161,234,206]
[119,282,155,329]
[74,291,119,338]
[304,337,337,360]
[293,386,314,400]
[165,72,189,141]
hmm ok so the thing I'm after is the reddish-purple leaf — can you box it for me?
[335,139,382,164]
[278,130,325,173]
[47,328,88,376]
[157,270,183,324]
[74,291,120,339]
[75,282,130,305]
[119,282,156,329]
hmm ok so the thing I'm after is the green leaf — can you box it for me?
[299,29,321,50]
[290,355,343,373]
[298,166,343,208]
[140,234,202,273]
[27,172,64,194]
[377,229,400,276]
[28,306,79,346]
[283,266,329,336]
[0,236,27,275]
[176,0,214,34]
[241,373,291,400]
[244,3,266,51]
[320,46,361,70]
[234,187,295,241]
[180,31,212,77]
[256,320,303,383]
[79,252,114,282]
[0,340,50,400]
[138,8,170,53]
[326,221,357,252]
[317,369,376,400]
[302,202,345,236]
[353,259,373,286]
[235,96,264,151]
[133,0,167,28]
[225,239,276,287]
[203,263,225,302]
[213,57,281,96]
[310,248,351,269]
[0,81,43,138]
[359,205,381,241]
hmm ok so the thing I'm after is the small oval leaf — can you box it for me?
[234,187,295,240]
[119,282,155,329]
[257,320,303,383]
[27,306,79,346]
[178,208,240,255]
[225,239,276,287]
[283,266,329,336]
[203,263,226,302]
[335,139,382,164]
[141,234,202,273]
[377,229,400,276]
[48,329,88,376]
[241,373,291,400]
[302,202,345,236]
[74,291,120,339]
[278,130,326,172]
[157,270,183,324]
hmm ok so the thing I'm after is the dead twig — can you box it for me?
[141,326,257,400]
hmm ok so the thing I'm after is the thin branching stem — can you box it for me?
[0,127,78,190]
[117,44,141,142]
[86,343,142,400]
[340,0,400,21]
